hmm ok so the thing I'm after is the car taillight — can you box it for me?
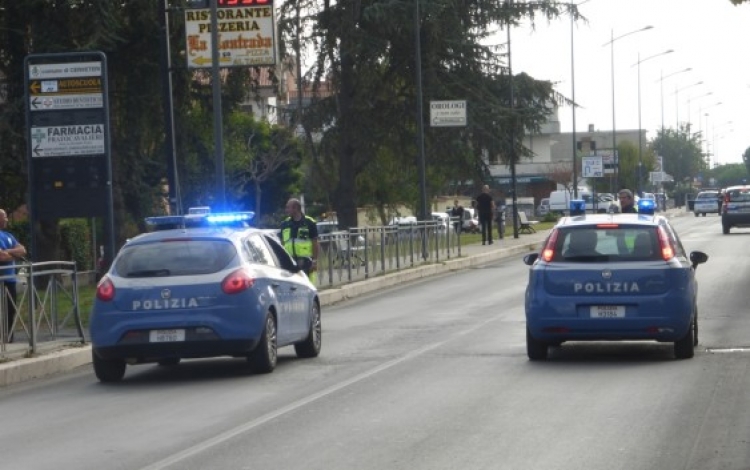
[657,227,674,261]
[221,269,255,294]
[541,229,559,262]
[96,276,115,302]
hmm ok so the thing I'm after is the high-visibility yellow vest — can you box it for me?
[280,215,316,258]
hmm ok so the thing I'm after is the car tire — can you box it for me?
[701,213,706,217]
[674,318,695,359]
[295,301,322,358]
[693,212,699,217]
[722,223,730,234]
[249,312,277,373]
[92,352,126,383]
[526,328,549,361]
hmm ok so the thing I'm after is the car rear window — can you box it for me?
[726,188,750,202]
[696,192,717,200]
[552,227,661,262]
[114,239,237,277]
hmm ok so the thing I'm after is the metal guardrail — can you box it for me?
[0,261,86,357]
[316,219,465,288]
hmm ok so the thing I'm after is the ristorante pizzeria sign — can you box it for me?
[184,3,277,68]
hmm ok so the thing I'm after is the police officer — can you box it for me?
[279,198,320,283]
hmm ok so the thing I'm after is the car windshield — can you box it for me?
[727,188,750,202]
[551,226,661,262]
[114,239,237,277]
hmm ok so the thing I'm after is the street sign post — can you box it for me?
[184,3,277,68]
[429,100,467,127]
[25,51,115,265]
[581,156,604,178]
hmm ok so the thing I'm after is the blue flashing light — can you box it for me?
[205,212,255,224]
[145,211,255,231]
[570,199,586,216]
[637,198,656,215]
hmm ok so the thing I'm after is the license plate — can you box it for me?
[149,329,186,342]
[590,306,625,318]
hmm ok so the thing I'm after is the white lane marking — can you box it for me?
[140,315,499,470]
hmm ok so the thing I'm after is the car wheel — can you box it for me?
[526,328,549,361]
[723,223,730,234]
[92,351,126,383]
[674,318,695,359]
[295,301,322,358]
[701,213,706,217]
[693,212,699,217]
[157,358,181,367]
[249,312,277,373]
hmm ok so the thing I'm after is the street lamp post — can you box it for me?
[603,25,653,190]
[657,67,691,132]
[633,49,673,195]
[685,91,713,133]
[699,101,722,166]
[673,80,703,129]
[570,0,591,199]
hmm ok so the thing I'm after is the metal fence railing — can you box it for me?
[1,261,86,357]
[316,219,465,288]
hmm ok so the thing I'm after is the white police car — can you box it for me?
[522,199,708,360]
[90,211,321,382]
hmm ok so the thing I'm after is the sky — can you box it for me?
[509,0,750,166]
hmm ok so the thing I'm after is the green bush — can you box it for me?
[60,219,93,271]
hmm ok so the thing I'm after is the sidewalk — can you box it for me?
[0,207,685,387]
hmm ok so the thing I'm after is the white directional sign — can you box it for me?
[430,100,467,127]
[30,124,106,158]
[582,156,604,178]
[28,61,103,79]
[29,94,103,111]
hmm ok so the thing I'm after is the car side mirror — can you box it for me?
[523,253,539,265]
[689,251,708,269]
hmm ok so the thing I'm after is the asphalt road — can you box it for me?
[1,213,749,470]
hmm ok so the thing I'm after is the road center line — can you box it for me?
[140,314,501,470]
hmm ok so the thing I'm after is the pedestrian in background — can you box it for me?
[476,185,495,245]
[279,198,320,283]
[450,199,464,233]
[0,209,27,343]
[495,199,506,240]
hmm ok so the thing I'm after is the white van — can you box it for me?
[549,190,612,214]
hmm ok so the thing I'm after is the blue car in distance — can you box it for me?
[90,212,321,382]
[522,201,708,361]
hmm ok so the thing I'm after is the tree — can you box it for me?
[743,147,750,176]
[650,126,705,188]
[542,161,574,192]
[279,0,580,228]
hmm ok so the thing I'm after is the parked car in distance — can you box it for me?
[460,208,479,233]
[537,198,550,217]
[721,185,750,234]
[522,200,708,361]
[693,190,720,217]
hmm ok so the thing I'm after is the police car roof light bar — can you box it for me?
[145,211,255,231]
[637,199,656,215]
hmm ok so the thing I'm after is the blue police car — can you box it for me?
[90,211,321,382]
[522,199,708,360]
